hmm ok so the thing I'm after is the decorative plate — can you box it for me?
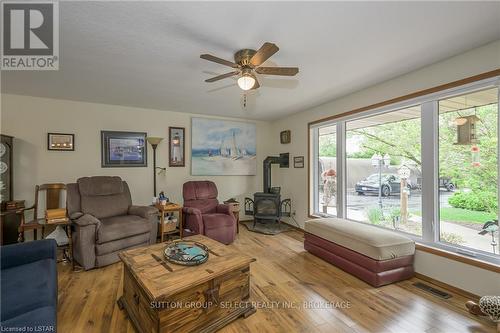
[164,241,209,266]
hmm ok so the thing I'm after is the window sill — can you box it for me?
[415,243,500,273]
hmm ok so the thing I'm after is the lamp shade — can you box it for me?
[146,137,163,146]
[383,153,391,167]
[371,153,381,166]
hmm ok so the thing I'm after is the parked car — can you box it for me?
[439,177,456,192]
[415,177,456,192]
[355,173,411,196]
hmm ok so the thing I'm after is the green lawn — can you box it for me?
[413,207,496,224]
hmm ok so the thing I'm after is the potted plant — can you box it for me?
[321,169,336,213]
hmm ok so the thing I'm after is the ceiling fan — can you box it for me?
[200,42,299,91]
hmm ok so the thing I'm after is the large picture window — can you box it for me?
[310,76,500,264]
[345,106,422,236]
[438,88,498,255]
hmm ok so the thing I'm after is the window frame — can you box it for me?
[309,74,500,265]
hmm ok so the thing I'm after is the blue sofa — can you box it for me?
[0,239,57,331]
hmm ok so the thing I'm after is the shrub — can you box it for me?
[448,191,498,213]
[366,207,384,225]
[384,206,401,229]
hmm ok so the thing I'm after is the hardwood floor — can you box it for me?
[57,227,497,333]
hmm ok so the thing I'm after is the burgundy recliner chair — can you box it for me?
[182,181,236,244]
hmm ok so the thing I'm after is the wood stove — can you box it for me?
[245,154,291,227]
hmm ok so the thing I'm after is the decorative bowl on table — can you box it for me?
[164,241,209,266]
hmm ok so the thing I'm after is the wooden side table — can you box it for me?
[156,203,183,242]
[46,219,74,270]
[224,200,240,234]
[25,216,75,270]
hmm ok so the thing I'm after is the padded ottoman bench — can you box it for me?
[304,218,415,287]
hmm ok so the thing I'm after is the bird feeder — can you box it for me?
[454,115,480,145]
[471,145,481,167]
[397,164,411,180]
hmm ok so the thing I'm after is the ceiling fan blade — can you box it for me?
[200,54,239,68]
[250,42,279,67]
[251,77,260,90]
[205,71,240,82]
[255,67,299,76]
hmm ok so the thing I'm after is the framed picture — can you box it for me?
[101,131,147,167]
[47,133,74,151]
[294,156,304,168]
[280,130,291,144]
[169,127,185,167]
[191,117,256,176]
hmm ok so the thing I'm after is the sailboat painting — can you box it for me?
[191,118,257,175]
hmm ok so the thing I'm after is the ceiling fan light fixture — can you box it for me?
[237,73,256,91]
[201,42,298,92]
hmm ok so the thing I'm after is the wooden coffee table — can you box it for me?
[117,235,256,333]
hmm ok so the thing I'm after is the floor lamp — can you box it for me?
[146,137,163,197]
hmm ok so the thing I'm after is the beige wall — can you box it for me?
[0,94,272,209]
[269,40,500,296]
[414,250,500,296]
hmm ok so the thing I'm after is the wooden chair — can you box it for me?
[18,183,67,242]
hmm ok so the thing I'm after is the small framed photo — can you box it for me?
[47,133,74,151]
[280,130,291,144]
[101,131,147,167]
[294,156,304,168]
[169,127,185,167]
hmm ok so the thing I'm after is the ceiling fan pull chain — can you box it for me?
[243,93,247,108]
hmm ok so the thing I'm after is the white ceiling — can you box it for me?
[2,1,500,120]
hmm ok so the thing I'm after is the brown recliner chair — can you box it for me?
[67,176,157,270]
